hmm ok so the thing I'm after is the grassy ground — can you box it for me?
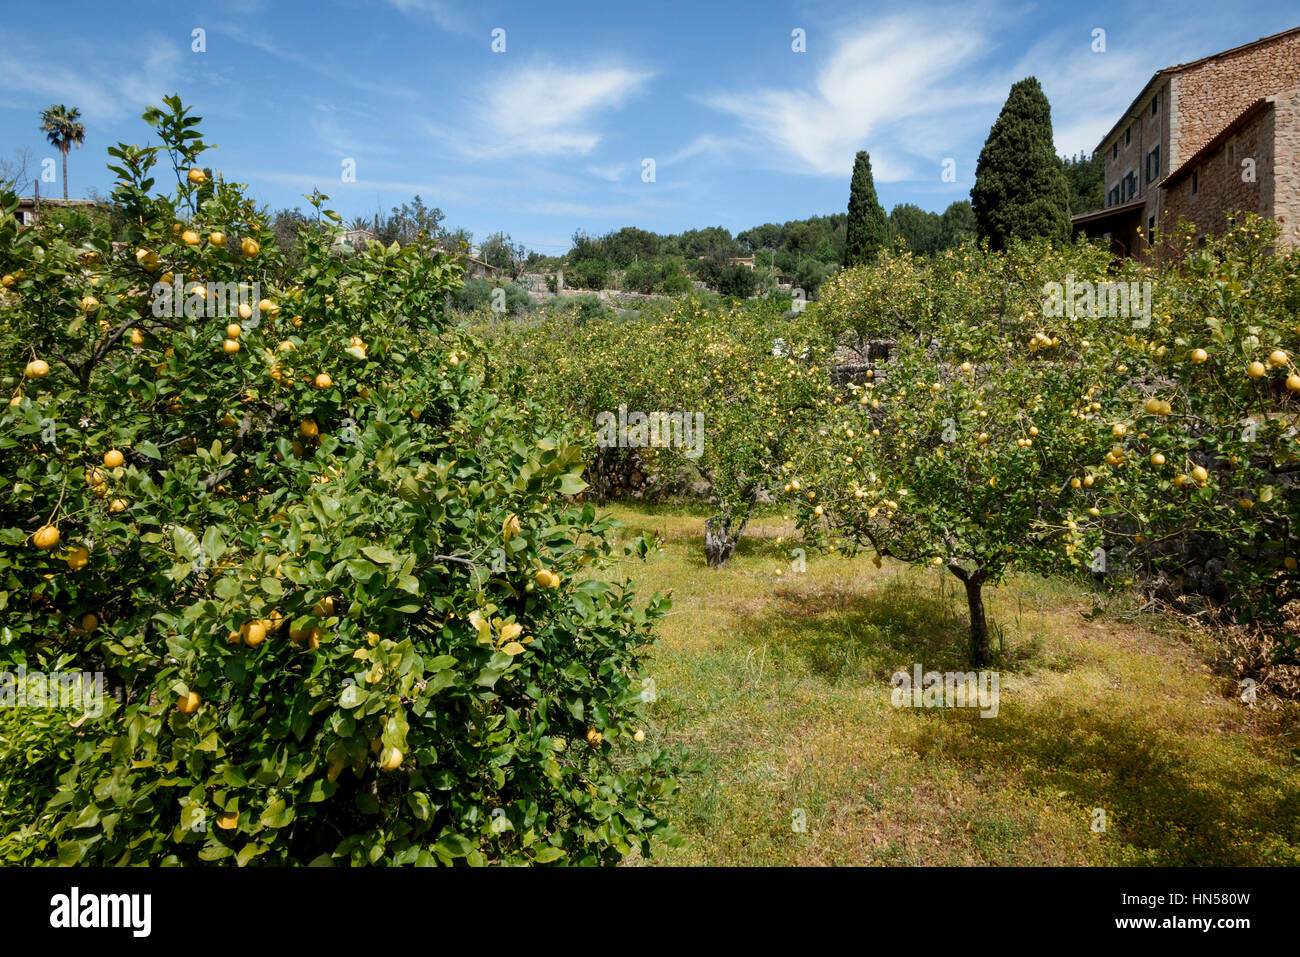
[601,504,1300,866]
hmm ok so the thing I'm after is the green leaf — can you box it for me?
[340,685,368,709]
[260,797,295,828]
[434,833,474,858]
[558,473,588,495]
[362,546,398,565]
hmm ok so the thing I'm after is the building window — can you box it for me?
[1151,97,1159,116]
[1125,171,1137,200]
[1112,142,1118,160]
[1125,126,1131,146]
[1146,145,1161,183]
[1192,170,1198,194]
[1148,216,1156,245]
[1107,185,1120,207]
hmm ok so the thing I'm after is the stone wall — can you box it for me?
[1162,88,1299,250]
[1163,100,1273,243]
[1270,87,1300,249]
[1170,29,1300,167]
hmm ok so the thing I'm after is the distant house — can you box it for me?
[1072,26,1300,257]
[695,255,756,268]
[332,228,378,255]
[461,254,500,279]
[436,247,500,278]
[13,197,98,228]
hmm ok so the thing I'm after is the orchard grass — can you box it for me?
[606,504,1300,866]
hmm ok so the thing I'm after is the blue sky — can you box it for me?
[1,0,1296,254]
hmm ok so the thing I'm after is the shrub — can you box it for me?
[502,281,533,315]
[565,293,611,325]
[0,98,684,865]
[451,280,533,318]
[452,276,493,312]
[623,261,659,294]
[715,265,758,299]
[569,258,612,291]
[659,269,694,297]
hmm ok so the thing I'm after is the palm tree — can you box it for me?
[39,105,86,200]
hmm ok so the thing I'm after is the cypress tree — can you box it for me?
[971,77,1072,250]
[844,150,888,266]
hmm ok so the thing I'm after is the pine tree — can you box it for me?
[844,151,889,266]
[971,78,1072,249]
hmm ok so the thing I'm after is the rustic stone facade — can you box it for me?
[1169,30,1300,167]
[1162,88,1300,250]
[1077,26,1300,256]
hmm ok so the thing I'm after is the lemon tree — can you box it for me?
[792,243,1141,665]
[485,297,828,566]
[1092,217,1300,648]
[0,100,683,865]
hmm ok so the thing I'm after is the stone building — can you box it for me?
[1072,26,1300,257]
[12,197,98,227]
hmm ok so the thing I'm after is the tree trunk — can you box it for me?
[62,150,69,200]
[704,514,739,568]
[703,493,758,568]
[964,577,991,668]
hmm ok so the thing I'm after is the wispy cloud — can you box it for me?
[210,23,421,100]
[702,13,990,179]
[662,135,733,166]
[442,62,653,158]
[382,0,471,35]
[308,103,398,162]
[0,34,182,122]
[586,162,625,181]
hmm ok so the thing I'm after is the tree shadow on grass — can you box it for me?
[732,576,975,683]
[727,575,1300,864]
[927,701,1300,865]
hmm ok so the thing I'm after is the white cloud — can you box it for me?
[702,14,990,178]
[586,162,625,181]
[447,63,652,158]
[382,0,470,35]
[0,34,182,122]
